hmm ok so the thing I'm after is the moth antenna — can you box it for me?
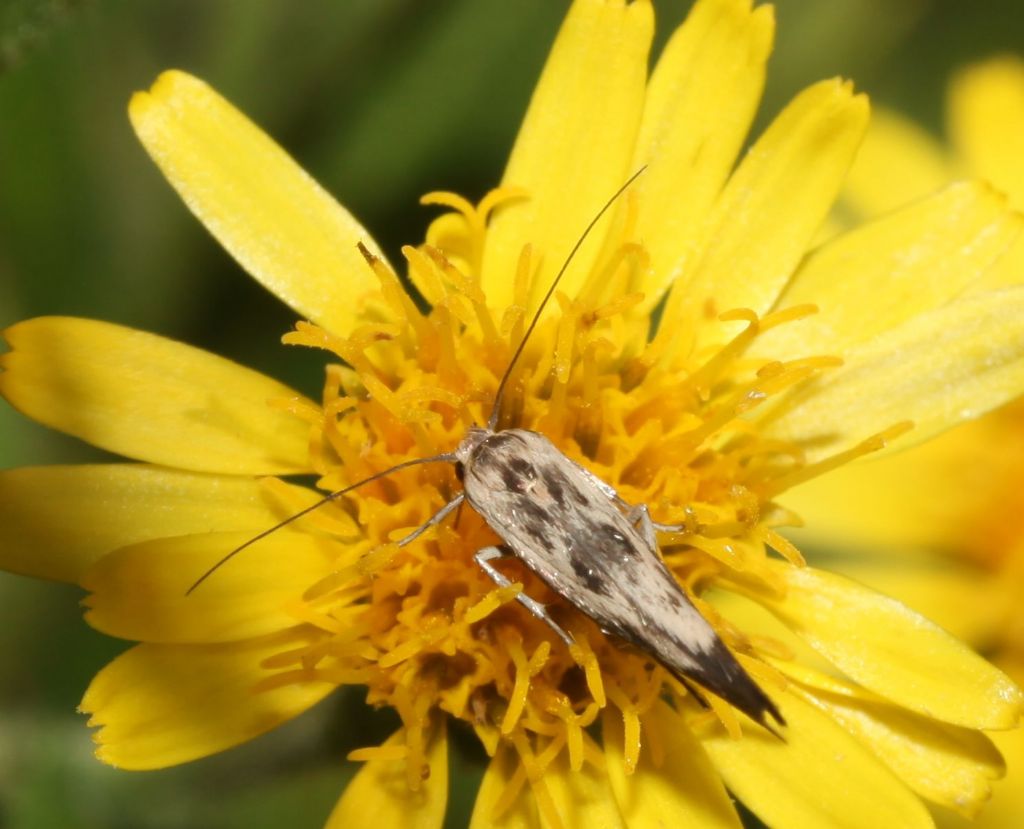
[487,165,647,430]
[186,453,457,595]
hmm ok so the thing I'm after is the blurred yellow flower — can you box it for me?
[789,55,1024,827]
[2,3,1024,827]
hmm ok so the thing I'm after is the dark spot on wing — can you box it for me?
[485,431,525,451]
[571,555,610,596]
[501,466,526,493]
[497,457,537,495]
[570,482,590,507]
[598,522,638,559]
[540,466,566,507]
[659,583,685,610]
[470,431,525,467]
[509,456,534,476]
[516,498,554,548]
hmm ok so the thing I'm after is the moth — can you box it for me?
[189,168,784,731]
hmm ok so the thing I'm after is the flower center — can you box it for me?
[262,189,901,824]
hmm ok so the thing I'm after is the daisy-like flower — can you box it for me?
[3,2,1024,826]
[788,55,1024,827]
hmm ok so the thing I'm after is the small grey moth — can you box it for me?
[189,168,784,731]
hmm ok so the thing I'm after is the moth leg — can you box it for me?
[393,493,465,548]
[474,546,575,647]
[568,457,682,533]
[625,503,659,550]
[569,458,690,538]
[624,503,688,550]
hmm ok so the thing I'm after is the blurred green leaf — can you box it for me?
[0,0,86,73]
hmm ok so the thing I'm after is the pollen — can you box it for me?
[263,188,904,803]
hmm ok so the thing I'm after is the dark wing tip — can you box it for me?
[666,638,786,737]
[722,666,786,736]
[754,691,786,738]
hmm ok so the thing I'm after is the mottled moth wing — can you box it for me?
[461,428,782,728]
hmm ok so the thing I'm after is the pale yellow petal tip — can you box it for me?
[80,708,118,765]
[128,69,202,120]
[76,700,98,722]
[92,743,121,769]
[956,795,992,822]
[980,678,1024,731]
[1001,680,1024,727]
[127,89,154,123]
[798,77,871,124]
[753,0,775,27]
[149,68,201,99]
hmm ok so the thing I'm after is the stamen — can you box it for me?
[419,245,500,343]
[488,755,529,821]
[464,584,523,625]
[502,638,550,735]
[569,638,607,708]
[605,682,643,774]
[511,732,564,829]
[756,526,807,566]
[421,186,526,274]
[762,420,914,497]
[706,692,743,740]
[621,708,641,774]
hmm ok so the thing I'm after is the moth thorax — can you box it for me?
[455,426,492,466]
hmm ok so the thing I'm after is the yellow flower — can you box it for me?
[788,55,1024,827]
[2,3,1024,827]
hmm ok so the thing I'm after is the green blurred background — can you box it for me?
[1,1,1022,826]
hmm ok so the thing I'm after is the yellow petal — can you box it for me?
[704,686,933,829]
[973,230,1024,293]
[0,317,310,474]
[470,747,539,829]
[949,57,1024,211]
[764,181,1023,359]
[976,658,1024,827]
[129,70,387,335]
[0,464,291,583]
[978,726,1024,828]
[604,701,742,828]
[782,400,1024,565]
[660,78,869,355]
[326,725,448,829]
[708,585,841,676]
[540,752,626,829]
[81,629,334,769]
[748,561,1024,729]
[480,0,653,310]
[762,286,1024,462]
[782,661,1005,818]
[841,107,954,220]
[618,0,773,311]
[81,530,336,644]
[785,551,1008,649]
